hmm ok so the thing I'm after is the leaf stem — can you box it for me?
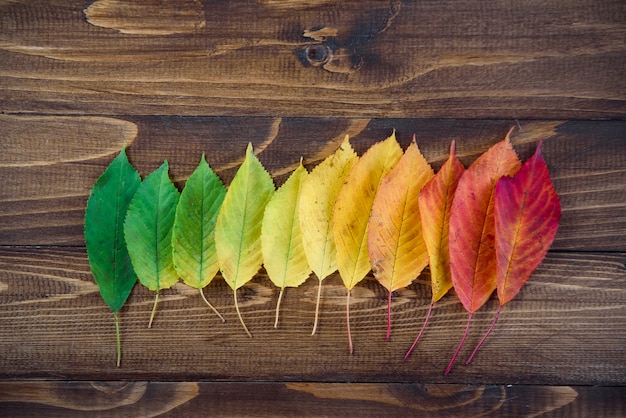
[199,288,226,323]
[311,278,322,336]
[445,312,473,375]
[404,298,434,361]
[113,311,121,367]
[466,304,502,365]
[346,289,353,354]
[386,290,392,341]
[148,291,159,328]
[234,288,252,338]
[274,288,285,329]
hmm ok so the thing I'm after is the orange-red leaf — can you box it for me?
[449,132,522,313]
[495,140,561,305]
[418,140,465,302]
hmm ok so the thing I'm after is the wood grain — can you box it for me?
[1,381,624,417]
[0,246,623,384]
[0,0,624,118]
[1,0,624,411]
[1,116,624,250]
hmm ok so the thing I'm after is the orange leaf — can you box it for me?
[420,141,465,303]
[368,138,434,340]
[405,140,464,359]
[465,141,561,365]
[446,130,521,374]
[333,131,403,353]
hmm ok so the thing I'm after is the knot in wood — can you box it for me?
[304,44,331,66]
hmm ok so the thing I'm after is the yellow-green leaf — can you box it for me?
[262,163,311,328]
[368,139,434,340]
[333,131,403,353]
[298,135,358,334]
[215,143,275,336]
[172,154,226,322]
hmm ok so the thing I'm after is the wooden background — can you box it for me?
[1,0,625,416]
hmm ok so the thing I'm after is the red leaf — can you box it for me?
[446,130,521,374]
[449,131,522,313]
[495,140,561,305]
[465,140,561,365]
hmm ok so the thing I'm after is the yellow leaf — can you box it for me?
[333,131,403,353]
[299,136,358,280]
[334,132,403,290]
[262,163,311,328]
[299,136,358,334]
[368,139,434,340]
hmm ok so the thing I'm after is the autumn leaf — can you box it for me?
[85,148,141,366]
[405,140,465,360]
[446,130,521,374]
[367,138,434,341]
[215,143,275,337]
[124,161,180,328]
[299,136,358,334]
[262,163,311,328]
[465,140,561,364]
[334,132,403,353]
[172,154,226,322]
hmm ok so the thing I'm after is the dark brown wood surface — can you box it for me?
[0,0,624,118]
[1,1,625,416]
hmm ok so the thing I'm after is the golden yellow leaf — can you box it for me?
[333,131,403,353]
[298,136,358,334]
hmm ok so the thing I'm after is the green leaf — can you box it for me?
[215,143,275,337]
[262,163,311,328]
[124,161,180,327]
[85,147,141,367]
[172,154,226,321]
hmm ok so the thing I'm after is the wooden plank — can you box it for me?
[0,0,624,118]
[0,247,623,384]
[1,116,624,250]
[1,381,624,417]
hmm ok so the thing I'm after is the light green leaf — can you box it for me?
[172,154,226,321]
[215,143,275,336]
[85,147,140,366]
[262,163,311,328]
[124,161,180,328]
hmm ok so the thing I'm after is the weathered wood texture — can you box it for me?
[0,246,624,384]
[0,0,624,118]
[1,382,624,417]
[1,0,625,416]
